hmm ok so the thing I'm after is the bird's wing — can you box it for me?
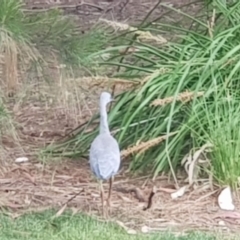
[89,135,120,180]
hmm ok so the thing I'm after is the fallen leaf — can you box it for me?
[181,143,213,185]
[218,186,235,211]
[171,186,187,199]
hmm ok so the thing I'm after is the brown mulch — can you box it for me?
[1,159,240,236]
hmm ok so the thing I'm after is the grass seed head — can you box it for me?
[121,131,178,158]
[151,90,205,107]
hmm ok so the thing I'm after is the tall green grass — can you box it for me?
[191,91,240,188]
[45,0,240,187]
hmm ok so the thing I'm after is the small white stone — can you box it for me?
[15,157,29,163]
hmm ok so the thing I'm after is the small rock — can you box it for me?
[15,157,29,163]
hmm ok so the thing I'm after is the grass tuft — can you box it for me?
[191,92,240,189]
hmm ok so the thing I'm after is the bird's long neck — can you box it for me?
[100,102,110,134]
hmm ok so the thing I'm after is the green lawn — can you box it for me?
[0,209,216,240]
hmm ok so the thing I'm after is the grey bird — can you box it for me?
[89,92,121,216]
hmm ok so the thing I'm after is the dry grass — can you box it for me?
[99,18,167,44]
[151,90,205,107]
[0,30,19,96]
[79,76,140,92]
[0,28,43,97]
[2,39,18,96]
[10,71,137,124]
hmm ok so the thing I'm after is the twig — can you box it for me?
[143,186,156,211]
[62,189,84,206]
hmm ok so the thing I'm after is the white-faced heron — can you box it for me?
[89,92,121,216]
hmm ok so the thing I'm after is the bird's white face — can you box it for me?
[100,92,113,106]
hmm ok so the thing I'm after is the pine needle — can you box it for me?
[150,90,205,107]
[121,131,178,158]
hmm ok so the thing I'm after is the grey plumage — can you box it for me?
[89,91,120,216]
[90,133,120,180]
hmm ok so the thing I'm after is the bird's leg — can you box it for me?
[106,176,113,214]
[99,180,105,217]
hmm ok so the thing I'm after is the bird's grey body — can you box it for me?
[90,133,120,180]
[89,92,121,216]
